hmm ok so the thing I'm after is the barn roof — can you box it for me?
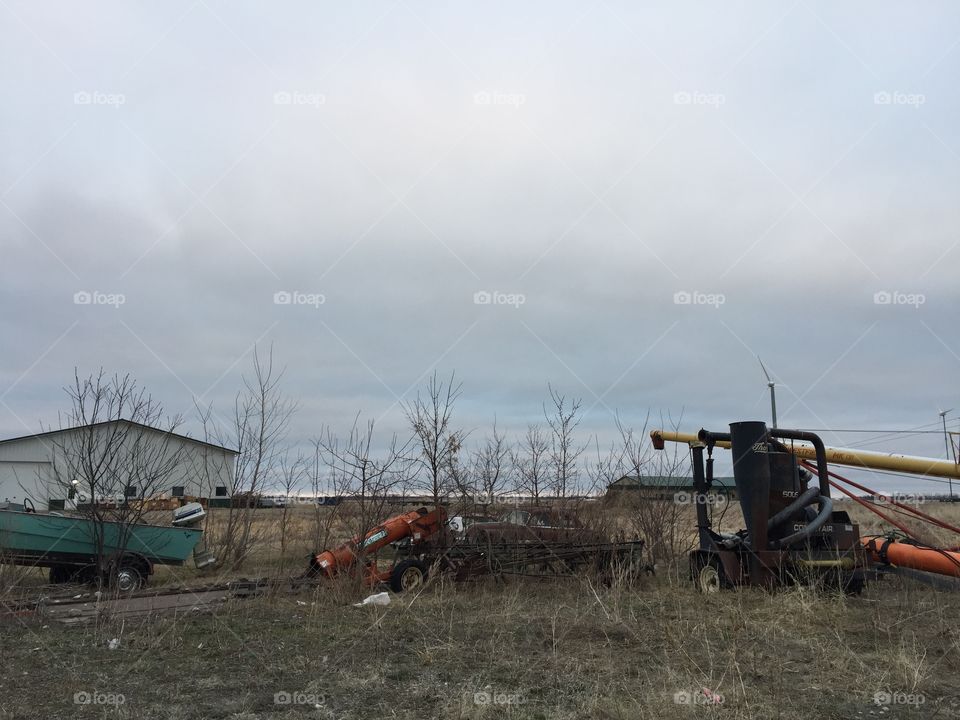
[0,419,238,455]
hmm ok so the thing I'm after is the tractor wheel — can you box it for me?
[389,559,428,593]
[692,554,728,593]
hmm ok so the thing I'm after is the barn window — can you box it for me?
[171,486,185,497]
[215,486,228,497]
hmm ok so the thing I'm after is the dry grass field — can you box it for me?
[2,500,960,719]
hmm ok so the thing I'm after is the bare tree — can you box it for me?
[405,371,464,506]
[197,346,296,569]
[317,415,411,548]
[47,370,187,588]
[472,420,511,504]
[544,385,586,498]
[513,424,549,505]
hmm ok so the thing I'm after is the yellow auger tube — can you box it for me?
[650,430,960,480]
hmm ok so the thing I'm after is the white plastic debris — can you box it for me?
[108,638,120,650]
[353,591,390,607]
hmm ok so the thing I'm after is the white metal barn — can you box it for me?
[0,420,237,510]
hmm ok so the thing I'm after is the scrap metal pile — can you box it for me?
[307,505,648,592]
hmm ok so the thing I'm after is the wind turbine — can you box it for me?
[758,356,778,429]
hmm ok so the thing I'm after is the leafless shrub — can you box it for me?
[197,346,297,569]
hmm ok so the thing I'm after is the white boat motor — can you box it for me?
[171,502,217,568]
[172,502,206,527]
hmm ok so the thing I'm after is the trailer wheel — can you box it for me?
[112,556,148,593]
[49,565,72,584]
[389,559,428,593]
[692,555,728,593]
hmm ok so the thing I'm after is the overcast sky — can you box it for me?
[2,2,959,493]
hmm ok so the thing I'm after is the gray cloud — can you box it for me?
[2,1,959,492]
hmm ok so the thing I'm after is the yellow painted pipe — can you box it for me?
[796,557,856,570]
[651,430,960,480]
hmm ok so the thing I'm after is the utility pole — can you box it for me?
[758,357,778,428]
[941,409,954,500]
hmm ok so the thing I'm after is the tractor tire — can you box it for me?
[389,558,428,593]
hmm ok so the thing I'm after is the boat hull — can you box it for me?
[0,510,203,567]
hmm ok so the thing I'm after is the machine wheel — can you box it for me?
[389,559,428,593]
[692,554,728,593]
[843,574,865,596]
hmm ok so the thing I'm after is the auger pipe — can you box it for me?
[651,430,960,480]
[862,536,960,578]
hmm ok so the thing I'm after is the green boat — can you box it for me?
[0,503,207,591]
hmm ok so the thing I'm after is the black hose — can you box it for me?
[767,487,820,531]
[769,495,833,549]
[769,429,831,498]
